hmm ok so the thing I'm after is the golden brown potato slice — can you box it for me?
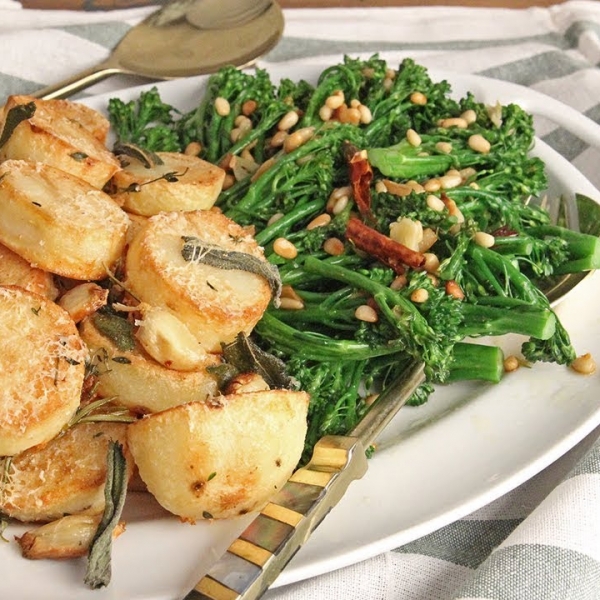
[125,210,273,353]
[0,95,120,188]
[0,160,130,280]
[0,421,133,523]
[127,389,309,521]
[111,151,225,216]
[0,285,86,456]
[79,315,221,413]
[0,242,58,300]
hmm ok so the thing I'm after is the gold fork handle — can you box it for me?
[182,435,369,600]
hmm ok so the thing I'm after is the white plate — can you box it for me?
[4,65,600,600]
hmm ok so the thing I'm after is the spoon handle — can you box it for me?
[31,60,127,100]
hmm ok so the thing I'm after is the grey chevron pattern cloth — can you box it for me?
[1,1,600,599]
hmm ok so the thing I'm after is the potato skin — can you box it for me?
[125,210,273,352]
[0,285,86,456]
[79,316,222,413]
[127,390,309,520]
[0,422,133,523]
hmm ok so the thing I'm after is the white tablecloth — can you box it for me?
[1,1,600,599]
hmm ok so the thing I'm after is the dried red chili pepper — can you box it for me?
[344,143,373,220]
[345,217,426,274]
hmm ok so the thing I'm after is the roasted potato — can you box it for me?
[0,159,130,280]
[0,95,120,188]
[111,151,225,216]
[125,210,273,352]
[127,389,309,521]
[0,421,133,522]
[0,285,86,456]
[79,315,221,413]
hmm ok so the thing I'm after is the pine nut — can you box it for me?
[325,91,345,110]
[337,106,361,125]
[571,353,596,375]
[234,115,252,130]
[503,355,520,373]
[277,110,299,131]
[375,180,388,193]
[273,237,298,260]
[406,128,422,147]
[424,179,442,193]
[184,141,202,156]
[327,186,352,212]
[283,126,315,153]
[349,98,361,108]
[355,304,378,323]
[365,393,379,406]
[229,128,242,143]
[383,78,394,91]
[410,288,429,303]
[281,285,303,302]
[473,231,495,248]
[323,237,345,256]
[460,167,477,181]
[435,141,453,154]
[407,180,425,194]
[422,252,440,273]
[267,212,284,226]
[270,130,287,148]
[468,133,491,154]
[319,105,333,121]
[331,195,349,215]
[440,117,468,129]
[382,179,412,197]
[445,280,465,300]
[306,213,331,230]
[214,96,231,117]
[439,172,463,190]
[390,274,408,290]
[279,297,305,311]
[419,228,439,252]
[410,91,427,105]
[358,104,373,124]
[222,173,236,190]
[242,99,257,116]
[251,157,276,181]
[461,109,477,124]
[426,194,445,211]
[385,68,396,80]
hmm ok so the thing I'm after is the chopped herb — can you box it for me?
[202,511,213,520]
[207,472,217,481]
[93,311,136,352]
[31,306,41,315]
[31,201,42,207]
[70,151,89,161]
[0,101,35,150]
[113,141,164,168]
[111,356,132,364]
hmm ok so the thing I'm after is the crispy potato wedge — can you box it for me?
[0,422,133,523]
[111,151,225,216]
[0,242,58,300]
[79,315,221,413]
[127,389,309,521]
[0,285,86,456]
[125,210,273,352]
[0,95,120,188]
[0,160,130,280]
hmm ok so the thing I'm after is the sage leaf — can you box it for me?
[113,141,164,168]
[221,332,297,390]
[93,311,136,352]
[84,442,128,589]
[181,236,282,305]
[0,101,36,150]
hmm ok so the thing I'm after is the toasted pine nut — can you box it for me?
[410,288,429,303]
[358,104,373,125]
[406,128,422,147]
[435,141,453,154]
[277,110,299,131]
[306,213,332,230]
[222,173,236,190]
[355,304,378,323]
[279,297,305,311]
[234,115,252,130]
[461,109,477,124]
[571,353,596,375]
[325,91,345,110]
[337,106,361,125]
[184,141,202,156]
[419,228,439,252]
[251,157,276,182]
[473,231,495,248]
[267,212,284,226]
[323,237,345,256]
[422,252,440,273]
[229,128,242,143]
[327,186,352,212]
[349,98,361,108]
[439,172,463,190]
[214,96,231,117]
[273,237,298,260]
[407,180,425,194]
[390,274,408,290]
[385,68,396,80]
[440,117,468,129]
[383,77,394,91]
[242,99,257,116]
[503,355,520,373]
[468,133,491,154]
[331,195,349,215]
[281,285,303,302]
[424,178,442,193]
[460,167,477,181]
[319,105,333,121]
[445,280,465,300]
[382,179,413,197]
[426,194,445,212]
[270,130,287,148]
[375,180,388,193]
[410,91,427,105]
[283,126,315,153]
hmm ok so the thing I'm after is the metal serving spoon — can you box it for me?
[33,0,283,100]
[182,193,600,600]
